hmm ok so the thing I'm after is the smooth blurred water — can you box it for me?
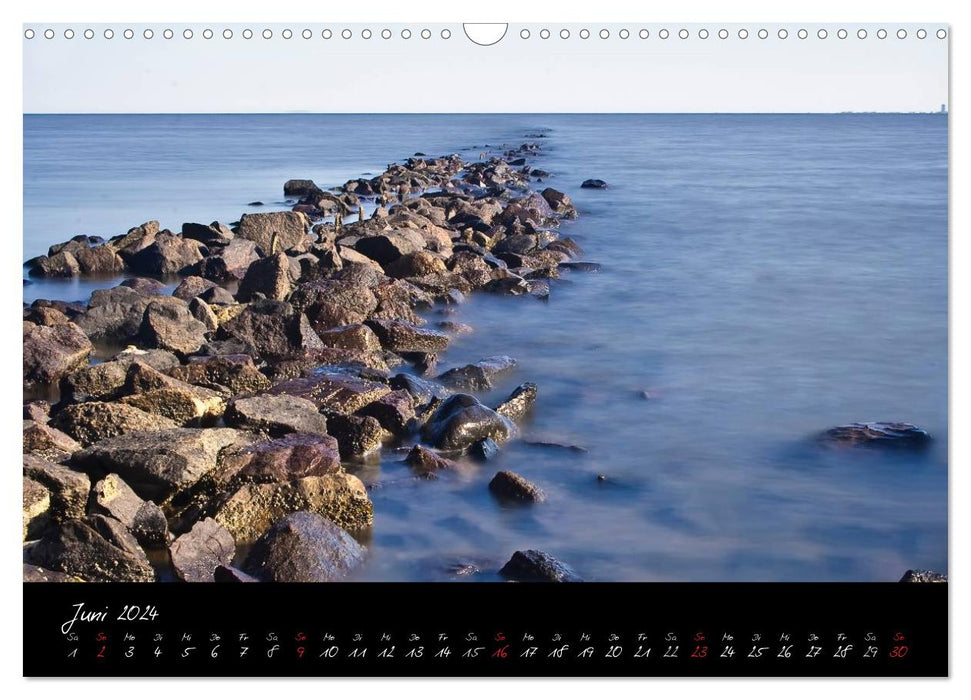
[23,114,948,581]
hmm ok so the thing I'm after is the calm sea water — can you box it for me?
[23,114,948,582]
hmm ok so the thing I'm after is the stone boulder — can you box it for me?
[23,477,50,539]
[289,280,379,332]
[193,238,261,282]
[218,433,342,484]
[23,455,90,521]
[218,300,324,362]
[235,252,294,302]
[181,221,234,247]
[235,211,310,254]
[169,518,236,582]
[325,413,385,458]
[357,390,415,437]
[169,354,271,395]
[494,382,538,422]
[268,372,391,414]
[91,473,169,547]
[139,300,209,355]
[499,549,582,582]
[127,232,204,275]
[224,394,329,437]
[366,319,449,353]
[23,321,93,385]
[421,394,514,451]
[50,402,178,446]
[540,187,577,218]
[355,232,425,265]
[243,511,365,582]
[23,420,81,461]
[214,473,373,542]
[72,428,242,501]
[436,356,517,391]
[580,179,608,189]
[489,471,547,503]
[29,515,156,582]
[818,422,932,449]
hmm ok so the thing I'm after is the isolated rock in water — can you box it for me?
[404,444,462,475]
[214,473,373,542]
[236,252,294,302]
[899,569,947,583]
[268,372,391,414]
[494,382,538,422]
[29,515,155,583]
[580,179,608,189]
[436,356,516,391]
[235,211,310,254]
[422,394,514,451]
[23,477,50,540]
[499,550,582,583]
[50,402,178,446]
[169,518,236,582]
[818,422,932,449]
[218,433,342,484]
[23,455,90,521]
[489,471,547,503]
[366,319,449,354]
[326,413,385,458]
[91,473,169,547]
[72,428,241,501]
[224,394,329,437]
[139,301,209,356]
[23,420,82,461]
[23,321,93,385]
[243,511,365,583]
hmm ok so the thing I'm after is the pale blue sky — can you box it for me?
[23,23,948,113]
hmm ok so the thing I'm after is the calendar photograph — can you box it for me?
[20,21,949,677]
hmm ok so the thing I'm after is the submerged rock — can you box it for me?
[580,179,608,189]
[818,422,932,449]
[469,437,500,461]
[436,356,517,391]
[404,444,463,475]
[499,549,582,583]
[243,511,366,582]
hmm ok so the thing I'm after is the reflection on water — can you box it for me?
[24,114,947,581]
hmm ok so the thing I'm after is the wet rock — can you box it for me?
[367,319,449,353]
[50,402,179,446]
[405,444,462,475]
[23,321,93,385]
[284,179,322,197]
[580,179,608,189]
[28,515,155,582]
[268,372,391,414]
[30,250,83,278]
[819,422,932,449]
[489,471,546,503]
[326,413,385,458]
[422,394,514,451]
[539,187,577,218]
[236,252,294,302]
[219,299,324,362]
[128,232,205,275]
[437,320,474,335]
[224,394,329,437]
[214,473,373,542]
[23,477,51,539]
[317,324,383,352]
[243,511,365,582]
[218,433,342,484]
[899,569,947,583]
[169,518,236,582]
[182,221,234,247]
[235,211,310,254]
[469,437,500,461]
[437,356,517,391]
[389,373,446,404]
[494,382,538,422]
[170,354,271,395]
[91,473,169,547]
[23,455,90,521]
[499,550,582,583]
[138,300,209,356]
[23,420,82,461]
[213,565,259,582]
[358,390,416,436]
[172,275,218,301]
[72,428,242,501]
